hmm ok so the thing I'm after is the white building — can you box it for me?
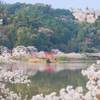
[0,19,3,25]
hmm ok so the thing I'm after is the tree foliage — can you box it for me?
[0,3,100,52]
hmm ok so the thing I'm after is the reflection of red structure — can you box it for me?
[44,64,53,72]
[45,53,54,61]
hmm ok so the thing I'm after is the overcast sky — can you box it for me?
[3,0,100,10]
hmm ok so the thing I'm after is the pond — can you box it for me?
[1,61,98,99]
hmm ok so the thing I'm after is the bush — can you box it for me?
[85,48,94,53]
[46,58,51,63]
[57,56,69,61]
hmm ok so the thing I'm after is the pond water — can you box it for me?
[1,61,98,99]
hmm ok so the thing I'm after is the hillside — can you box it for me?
[0,2,100,53]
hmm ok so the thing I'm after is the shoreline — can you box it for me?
[58,60,97,63]
[0,59,97,65]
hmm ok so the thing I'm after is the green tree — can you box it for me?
[60,29,71,45]
[18,13,22,21]
[67,40,71,53]
[76,30,85,42]
[18,28,31,46]
[29,24,34,33]
[67,40,74,53]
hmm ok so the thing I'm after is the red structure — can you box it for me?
[44,64,53,72]
[45,53,54,61]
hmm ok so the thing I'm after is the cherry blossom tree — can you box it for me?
[71,7,100,23]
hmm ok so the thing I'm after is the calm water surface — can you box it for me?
[1,61,98,99]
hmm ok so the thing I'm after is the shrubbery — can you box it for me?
[46,58,51,63]
[57,56,69,61]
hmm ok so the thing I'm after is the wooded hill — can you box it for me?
[0,2,100,53]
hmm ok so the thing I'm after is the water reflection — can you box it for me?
[1,62,96,99]
[1,62,93,76]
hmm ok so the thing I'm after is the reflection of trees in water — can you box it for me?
[5,69,88,99]
[34,70,88,95]
[1,62,90,99]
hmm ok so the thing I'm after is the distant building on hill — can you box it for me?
[0,19,3,25]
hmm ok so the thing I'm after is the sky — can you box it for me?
[3,0,100,10]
